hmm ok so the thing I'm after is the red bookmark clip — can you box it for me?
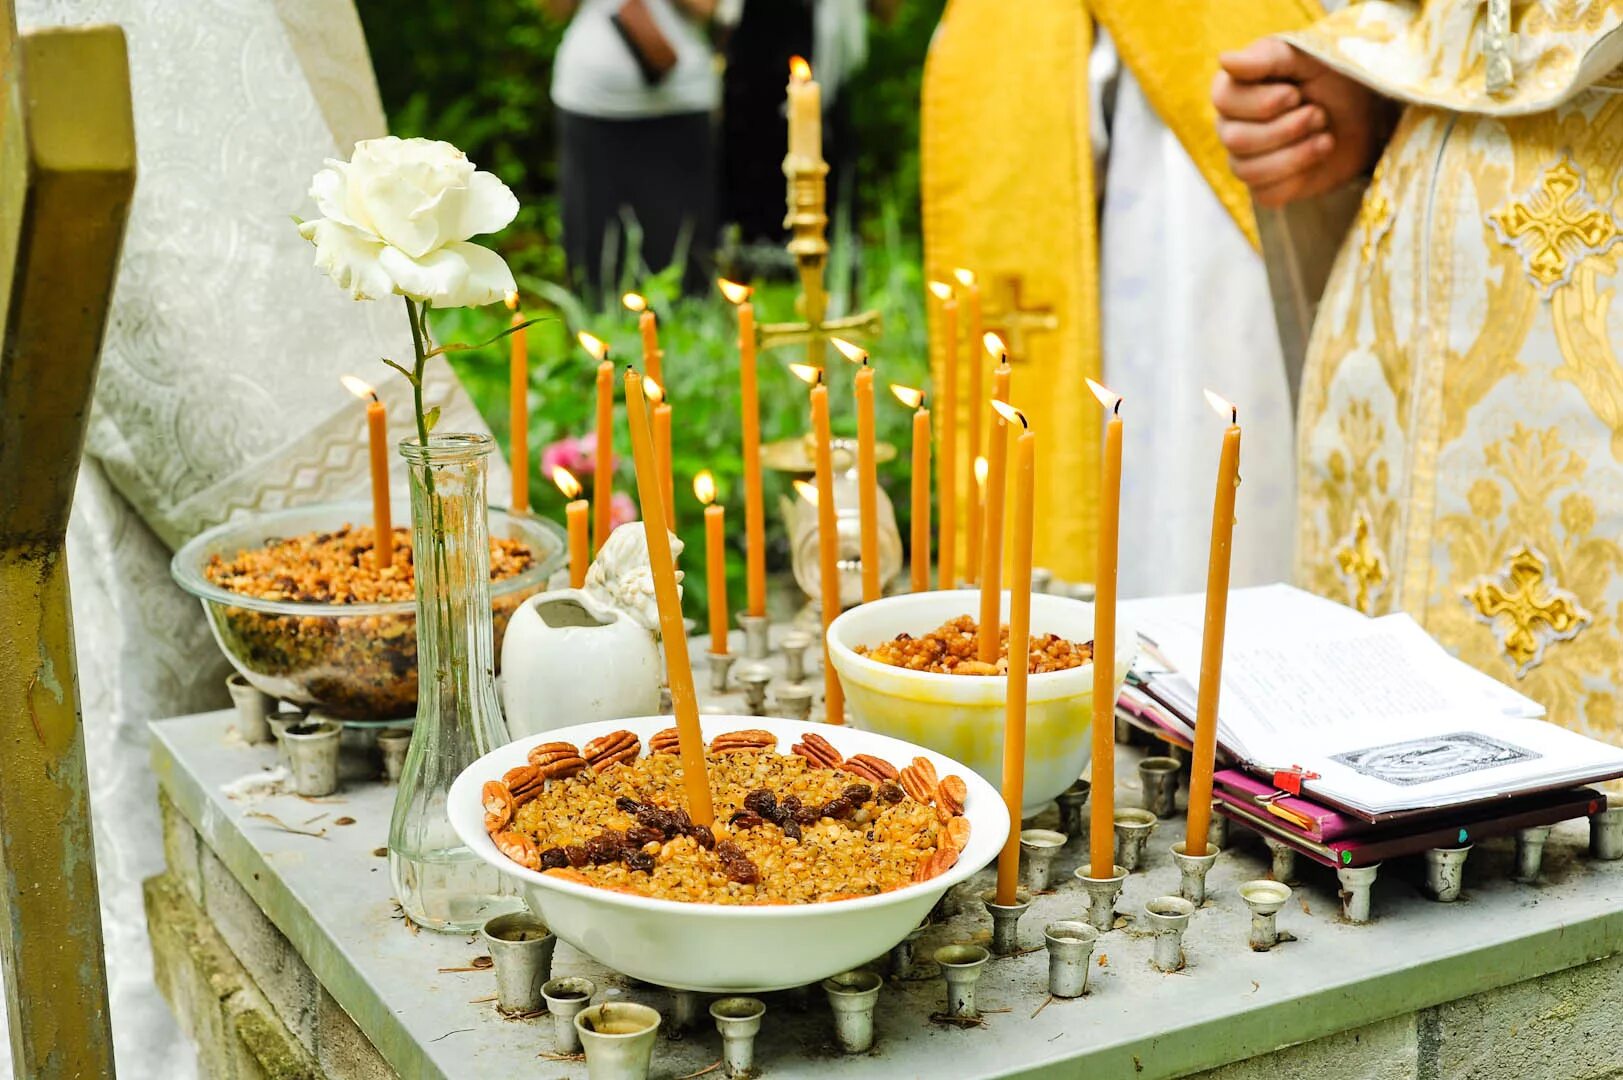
[1270,765,1321,796]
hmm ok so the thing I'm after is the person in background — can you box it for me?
[548,0,720,295]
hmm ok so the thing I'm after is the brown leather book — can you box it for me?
[610,0,679,86]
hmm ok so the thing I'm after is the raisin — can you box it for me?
[585,834,622,865]
[743,789,778,819]
[819,799,855,821]
[616,796,644,815]
[637,807,679,837]
[722,856,760,885]
[779,795,803,820]
[793,804,820,825]
[715,840,746,861]
[624,850,655,874]
[842,783,874,806]
[540,847,570,870]
[878,781,905,805]
[729,811,766,830]
[626,826,662,849]
[565,845,589,868]
[691,825,716,850]
[782,819,803,841]
[672,808,693,833]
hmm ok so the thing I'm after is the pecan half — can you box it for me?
[583,730,641,772]
[942,815,972,854]
[791,732,842,769]
[898,757,940,804]
[842,753,898,784]
[528,740,582,767]
[709,729,777,754]
[911,845,959,882]
[937,774,968,817]
[649,727,681,755]
[502,764,545,806]
[481,781,514,833]
[493,830,541,871]
[535,753,589,780]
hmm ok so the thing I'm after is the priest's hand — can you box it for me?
[1212,38,1391,208]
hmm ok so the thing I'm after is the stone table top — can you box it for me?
[151,700,1623,1080]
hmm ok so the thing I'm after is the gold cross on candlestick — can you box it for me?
[982,274,1058,361]
[757,147,882,360]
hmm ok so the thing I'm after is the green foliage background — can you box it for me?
[358,1,944,619]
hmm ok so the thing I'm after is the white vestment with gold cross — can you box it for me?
[1287,0,1623,747]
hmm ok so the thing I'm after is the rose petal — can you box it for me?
[376,240,515,308]
[309,160,375,237]
[299,218,395,301]
[445,169,520,242]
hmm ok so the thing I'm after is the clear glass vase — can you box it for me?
[389,432,522,932]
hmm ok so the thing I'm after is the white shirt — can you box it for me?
[552,0,720,119]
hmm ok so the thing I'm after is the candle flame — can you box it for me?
[717,278,753,305]
[830,336,868,366]
[1086,377,1123,413]
[789,55,812,82]
[890,384,925,409]
[1204,388,1238,424]
[621,292,648,313]
[974,455,989,485]
[340,374,378,403]
[953,267,977,287]
[983,332,1007,364]
[643,376,665,404]
[789,362,823,387]
[504,290,520,311]
[792,479,818,505]
[927,280,954,301]
[991,398,1027,428]
[552,466,582,500]
[577,331,610,361]
[693,469,716,505]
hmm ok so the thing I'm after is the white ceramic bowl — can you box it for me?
[448,715,1009,992]
[827,590,1136,818]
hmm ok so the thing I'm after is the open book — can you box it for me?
[1121,585,1623,819]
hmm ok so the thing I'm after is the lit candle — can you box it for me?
[833,338,880,603]
[553,466,589,590]
[973,455,989,551]
[507,292,530,515]
[1184,390,1241,857]
[892,385,931,593]
[578,332,615,552]
[787,56,821,161]
[341,375,393,570]
[977,334,1012,663]
[694,470,729,656]
[624,367,713,826]
[720,279,767,618]
[623,292,662,386]
[993,399,1035,905]
[929,280,958,589]
[792,363,844,723]
[645,376,676,532]
[955,268,983,585]
[1087,377,1123,878]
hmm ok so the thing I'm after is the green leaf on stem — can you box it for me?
[427,316,550,357]
[423,406,442,434]
[379,356,418,384]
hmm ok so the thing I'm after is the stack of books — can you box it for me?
[1117,585,1623,867]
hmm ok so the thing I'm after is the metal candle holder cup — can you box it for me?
[780,630,814,684]
[1424,845,1472,902]
[225,673,273,744]
[1144,896,1195,972]
[1207,804,1229,849]
[736,663,772,716]
[738,612,772,661]
[1263,836,1298,884]
[774,684,814,722]
[706,652,737,694]
[280,720,341,797]
[542,976,596,1054]
[1056,780,1091,843]
[1113,808,1158,872]
[889,916,932,978]
[267,712,298,768]
[1590,802,1623,860]
[1137,756,1181,818]
[821,969,882,1053]
[376,726,411,783]
[1019,829,1067,892]
[1075,863,1129,931]
[1043,921,1099,998]
[1239,879,1291,951]
[1336,863,1380,924]
[934,944,990,1019]
[1514,825,1552,883]
[1169,841,1220,906]
[575,1002,662,1080]
[979,887,1033,956]
[668,989,703,1036]
[710,997,765,1078]
[480,913,556,1014]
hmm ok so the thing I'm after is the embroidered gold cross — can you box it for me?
[1334,511,1388,615]
[983,275,1058,362]
[1466,546,1590,675]
[1488,158,1620,292]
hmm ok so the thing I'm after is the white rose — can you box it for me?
[298,136,519,308]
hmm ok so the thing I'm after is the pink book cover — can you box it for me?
[1214,769,1361,842]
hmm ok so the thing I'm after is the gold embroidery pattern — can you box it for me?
[1465,545,1592,675]
[1334,510,1389,615]
[1487,157,1621,295]
[1357,156,1394,264]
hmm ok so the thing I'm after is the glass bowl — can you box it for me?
[171,502,566,722]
